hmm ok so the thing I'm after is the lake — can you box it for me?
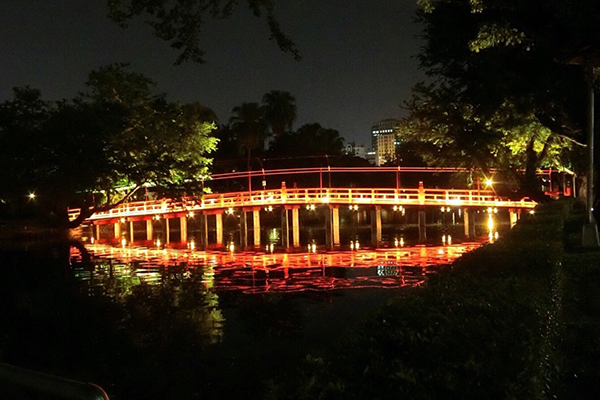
[1,234,486,399]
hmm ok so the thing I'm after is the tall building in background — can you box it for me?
[371,118,400,166]
[376,134,396,166]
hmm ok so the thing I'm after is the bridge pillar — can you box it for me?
[200,213,208,250]
[464,208,476,238]
[253,209,261,248]
[509,209,520,228]
[95,224,100,241]
[146,220,153,241]
[281,208,289,249]
[240,211,248,249]
[180,216,187,242]
[281,206,300,249]
[418,208,427,242]
[292,207,300,248]
[165,218,171,244]
[371,206,382,247]
[326,206,340,249]
[129,221,135,242]
[215,213,223,248]
[114,222,121,239]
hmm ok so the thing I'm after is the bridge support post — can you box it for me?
[240,211,248,249]
[146,220,153,241]
[464,208,476,238]
[253,209,261,248]
[180,216,187,242]
[281,206,300,249]
[215,213,223,248]
[418,208,427,242]
[114,222,121,239]
[371,206,382,248]
[326,206,340,249]
[129,221,135,242]
[509,209,519,228]
[165,218,170,244]
[200,213,208,250]
[281,208,290,249]
[95,224,100,241]
[292,207,300,248]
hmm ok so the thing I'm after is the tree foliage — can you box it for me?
[405,0,598,196]
[106,0,300,64]
[229,101,268,168]
[269,123,345,157]
[0,64,217,225]
[212,90,347,171]
[261,90,297,137]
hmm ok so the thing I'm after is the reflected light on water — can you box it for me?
[71,242,484,294]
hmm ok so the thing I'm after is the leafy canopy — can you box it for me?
[0,64,218,223]
[404,0,596,195]
[107,0,300,64]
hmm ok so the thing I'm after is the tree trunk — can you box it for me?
[522,137,547,202]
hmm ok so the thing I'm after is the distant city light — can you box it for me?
[28,192,35,199]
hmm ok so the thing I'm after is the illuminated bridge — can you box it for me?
[70,167,540,250]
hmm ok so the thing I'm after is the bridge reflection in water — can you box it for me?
[71,242,484,294]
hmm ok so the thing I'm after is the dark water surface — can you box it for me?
[1,238,484,399]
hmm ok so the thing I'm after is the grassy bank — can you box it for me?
[274,200,599,399]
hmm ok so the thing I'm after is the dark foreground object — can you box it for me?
[1,362,109,400]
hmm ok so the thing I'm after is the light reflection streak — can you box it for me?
[71,242,483,294]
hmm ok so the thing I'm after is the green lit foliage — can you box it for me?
[405,82,575,196]
[405,0,599,196]
[106,0,300,64]
[74,64,218,218]
[0,64,217,224]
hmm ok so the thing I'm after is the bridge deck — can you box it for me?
[70,187,536,222]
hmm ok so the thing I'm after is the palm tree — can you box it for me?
[229,102,268,169]
[261,90,297,137]
[317,127,345,156]
[295,123,345,156]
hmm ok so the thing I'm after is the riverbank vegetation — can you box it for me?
[0,64,218,227]
[271,199,600,399]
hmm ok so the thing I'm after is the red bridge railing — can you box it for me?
[69,186,536,222]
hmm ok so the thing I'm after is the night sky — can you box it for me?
[0,0,425,145]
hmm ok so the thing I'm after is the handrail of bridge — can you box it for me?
[208,166,557,181]
[69,187,536,222]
